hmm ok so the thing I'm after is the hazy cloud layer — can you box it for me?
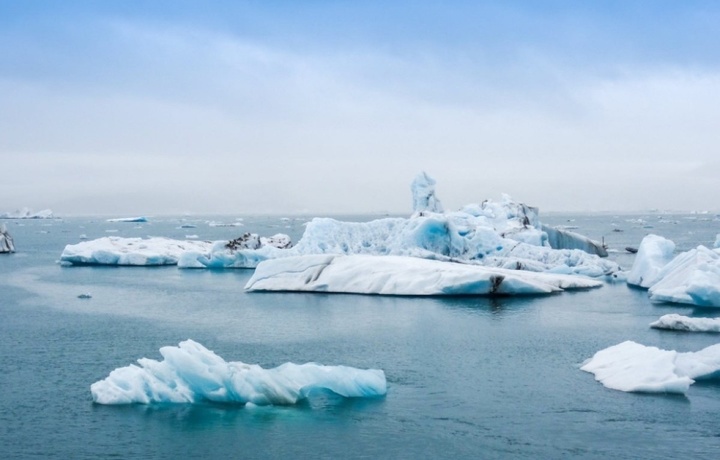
[1,2,719,215]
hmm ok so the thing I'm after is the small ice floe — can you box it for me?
[185,234,199,239]
[79,234,88,240]
[77,293,92,299]
[650,314,720,332]
[90,339,387,405]
[581,340,720,394]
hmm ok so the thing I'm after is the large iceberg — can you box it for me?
[60,236,214,266]
[0,224,15,253]
[61,173,619,278]
[650,314,720,333]
[245,254,602,295]
[91,340,387,405]
[581,341,720,394]
[627,235,720,307]
[0,207,53,219]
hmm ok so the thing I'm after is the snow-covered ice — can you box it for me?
[60,237,213,266]
[0,224,15,253]
[650,314,720,332]
[91,340,387,405]
[245,254,602,296]
[626,234,676,288]
[581,341,720,394]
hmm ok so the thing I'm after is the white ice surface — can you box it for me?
[648,246,720,307]
[245,254,602,295]
[650,314,720,332]
[91,340,387,405]
[581,340,720,393]
[627,235,676,288]
[60,237,213,266]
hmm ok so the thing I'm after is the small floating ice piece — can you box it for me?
[650,314,720,332]
[77,293,92,299]
[581,340,720,394]
[91,340,387,405]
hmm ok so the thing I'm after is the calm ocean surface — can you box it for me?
[1,213,719,459]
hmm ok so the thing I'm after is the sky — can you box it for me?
[1,0,719,215]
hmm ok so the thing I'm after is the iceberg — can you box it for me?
[60,172,619,279]
[0,207,53,219]
[1,224,15,253]
[581,340,720,394]
[106,216,148,223]
[61,233,291,267]
[650,314,720,332]
[245,254,602,295]
[626,235,720,307]
[60,236,214,266]
[626,234,676,288]
[91,340,387,405]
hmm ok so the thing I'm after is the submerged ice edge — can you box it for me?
[91,340,387,405]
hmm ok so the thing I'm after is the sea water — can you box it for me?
[1,213,719,459]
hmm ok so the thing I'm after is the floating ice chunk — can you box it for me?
[627,235,676,288]
[91,340,386,405]
[61,237,213,266]
[581,341,720,394]
[77,293,92,299]
[177,233,292,269]
[715,234,720,249]
[245,254,602,296]
[106,216,148,223]
[411,171,444,215]
[649,246,720,307]
[0,224,15,253]
[650,314,720,332]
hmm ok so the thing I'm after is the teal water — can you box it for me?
[1,214,719,459]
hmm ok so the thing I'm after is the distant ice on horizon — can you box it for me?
[0,207,53,219]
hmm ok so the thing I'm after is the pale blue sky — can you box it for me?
[1,1,719,215]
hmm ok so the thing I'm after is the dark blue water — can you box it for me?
[1,214,719,459]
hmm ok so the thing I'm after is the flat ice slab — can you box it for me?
[106,216,148,223]
[60,237,213,266]
[245,254,602,296]
[581,341,720,394]
[91,340,387,405]
[650,314,720,332]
